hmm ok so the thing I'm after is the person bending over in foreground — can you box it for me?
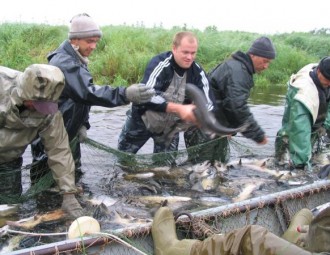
[0,64,83,219]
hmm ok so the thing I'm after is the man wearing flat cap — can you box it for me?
[0,64,83,219]
[203,36,276,162]
[31,13,155,180]
[275,57,330,171]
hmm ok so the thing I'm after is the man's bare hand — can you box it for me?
[258,136,268,145]
[166,102,198,124]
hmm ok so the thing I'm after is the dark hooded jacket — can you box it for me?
[209,51,265,143]
[47,40,129,140]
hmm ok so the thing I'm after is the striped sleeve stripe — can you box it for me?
[200,70,214,111]
[145,55,171,88]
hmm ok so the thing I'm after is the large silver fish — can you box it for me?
[226,158,295,180]
[0,204,19,218]
[231,181,266,202]
[157,83,248,147]
[185,83,248,137]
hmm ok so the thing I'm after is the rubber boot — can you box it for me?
[306,206,330,252]
[152,206,199,255]
[282,208,313,245]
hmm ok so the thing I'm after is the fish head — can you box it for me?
[191,160,212,174]
[92,202,112,221]
[191,164,222,192]
[213,160,227,173]
[201,175,220,192]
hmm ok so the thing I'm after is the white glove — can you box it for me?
[77,126,87,143]
[125,84,155,104]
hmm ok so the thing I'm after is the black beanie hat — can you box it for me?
[318,57,330,80]
[248,36,276,59]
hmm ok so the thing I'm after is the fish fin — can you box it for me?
[274,173,285,182]
[215,162,227,172]
[259,158,270,168]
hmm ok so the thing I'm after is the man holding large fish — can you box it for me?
[117,31,245,165]
[117,31,215,154]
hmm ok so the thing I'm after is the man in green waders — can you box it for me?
[151,205,330,255]
[275,57,330,171]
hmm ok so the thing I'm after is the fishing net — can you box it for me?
[0,127,325,204]
[0,131,277,205]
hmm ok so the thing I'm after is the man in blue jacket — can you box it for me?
[117,31,214,155]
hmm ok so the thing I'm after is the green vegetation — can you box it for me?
[0,23,329,87]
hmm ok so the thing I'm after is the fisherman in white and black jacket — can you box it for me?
[118,31,214,156]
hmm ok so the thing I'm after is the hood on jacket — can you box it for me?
[17,64,65,102]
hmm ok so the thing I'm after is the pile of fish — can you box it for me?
[121,157,315,205]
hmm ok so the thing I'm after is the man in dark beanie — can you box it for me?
[319,56,330,80]
[275,56,330,171]
[30,13,155,183]
[248,36,276,60]
[201,37,276,163]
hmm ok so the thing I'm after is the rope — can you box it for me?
[95,232,148,255]
[4,228,68,236]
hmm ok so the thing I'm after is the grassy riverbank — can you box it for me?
[0,23,329,87]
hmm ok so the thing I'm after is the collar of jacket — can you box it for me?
[47,40,88,66]
[232,51,254,75]
[291,63,319,123]
[170,55,187,77]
